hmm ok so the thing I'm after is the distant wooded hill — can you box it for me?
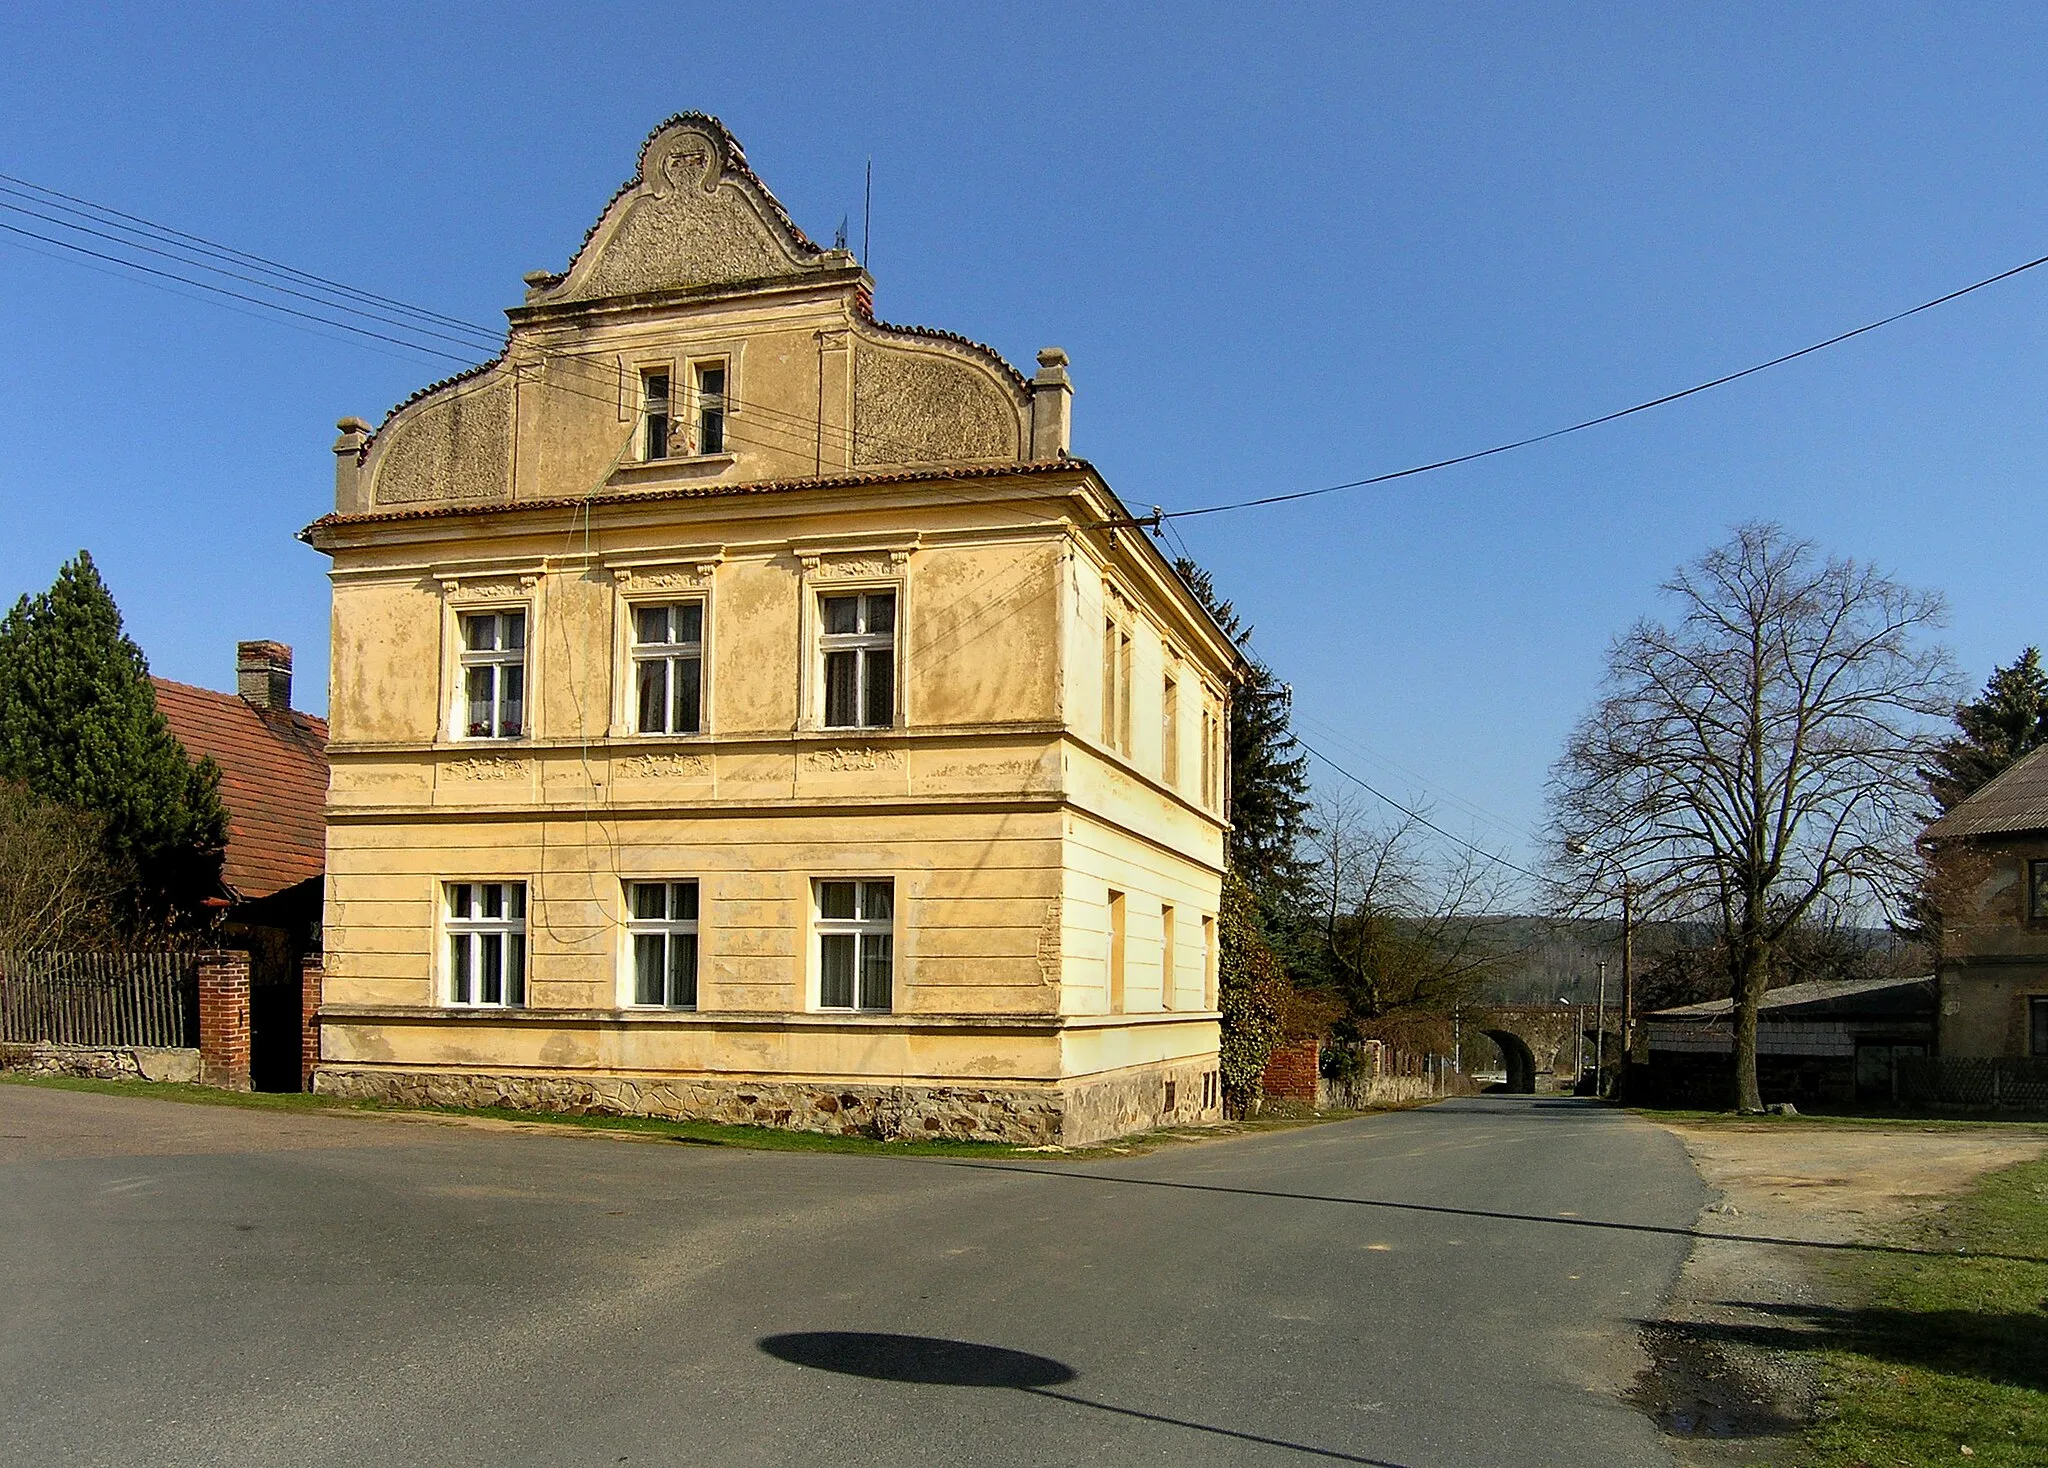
[1467,915,1925,1010]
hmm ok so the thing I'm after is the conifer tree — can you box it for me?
[1922,647,2048,812]
[1172,558,1313,909]
[0,552,227,934]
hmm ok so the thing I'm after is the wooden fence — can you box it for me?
[0,951,198,1048]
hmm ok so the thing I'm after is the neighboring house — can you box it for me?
[1922,743,2048,1059]
[153,640,329,1089]
[1640,975,1936,1109]
[300,114,1243,1145]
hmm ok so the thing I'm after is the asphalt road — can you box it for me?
[0,1085,1704,1468]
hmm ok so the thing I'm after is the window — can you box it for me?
[632,602,704,734]
[1107,889,1127,1013]
[446,882,526,1007]
[817,879,893,1011]
[1202,914,1217,1009]
[820,591,896,729]
[2032,997,2048,1058]
[642,370,672,461]
[1162,667,1181,786]
[460,610,525,739]
[1200,695,1224,809]
[1160,903,1177,1011]
[1102,614,1132,753]
[696,363,727,455]
[2030,860,2048,921]
[627,881,699,1008]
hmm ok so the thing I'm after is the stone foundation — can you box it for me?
[314,1057,1222,1146]
[1,1042,201,1083]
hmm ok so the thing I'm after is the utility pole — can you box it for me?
[1620,878,1635,1056]
[1595,960,1608,1093]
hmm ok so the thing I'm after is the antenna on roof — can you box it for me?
[863,157,872,273]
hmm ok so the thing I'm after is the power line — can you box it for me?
[1295,734,1545,884]
[1159,247,2048,522]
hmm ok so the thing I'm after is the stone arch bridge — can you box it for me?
[1467,1004,1615,1093]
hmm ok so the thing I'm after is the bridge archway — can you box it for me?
[1481,1029,1537,1094]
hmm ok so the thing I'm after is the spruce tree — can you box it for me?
[0,552,227,934]
[1922,647,2048,812]
[1173,557,1313,906]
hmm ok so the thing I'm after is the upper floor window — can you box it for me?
[2030,860,2048,922]
[461,611,525,739]
[641,370,672,461]
[1199,699,1221,809]
[1162,664,1181,786]
[1102,615,1132,754]
[628,880,699,1009]
[821,591,896,729]
[696,363,727,455]
[447,881,526,1008]
[633,602,704,734]
[817,879,893,1011]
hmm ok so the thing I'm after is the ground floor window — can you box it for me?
[628,880,699,1008]
[817,879,893,1011]
[2032,996,2048,1057]
[446,881,526,1007]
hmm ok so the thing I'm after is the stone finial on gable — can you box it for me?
[333,416,373,513]
[1031,348,1073,459]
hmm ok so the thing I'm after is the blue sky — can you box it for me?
[4,4,2045,887]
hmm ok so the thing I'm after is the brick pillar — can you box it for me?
[300,953,324,1093]
[197,950,252,1091]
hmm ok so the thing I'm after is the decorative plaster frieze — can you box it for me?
[445,756,527,781]
[616,752,711,780]
[804,746,906,773]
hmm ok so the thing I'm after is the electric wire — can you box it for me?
[1296,734,1545,884]
[1155,247,2048,522]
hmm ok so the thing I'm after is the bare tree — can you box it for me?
[0,780,129,953]
[1304,788,1514,1024]
[1548,523,1954,1111]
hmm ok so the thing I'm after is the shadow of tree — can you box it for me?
[1656,1299,2048,1392]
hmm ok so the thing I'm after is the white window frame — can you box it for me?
[624,879,700,1009]
[814,878,895,1012]
[456,608,528,740]
[629,600,705,736]
[817,588,899,730]
[640,366,674,462]
[444,881,527,1008]
[692,358,730,456]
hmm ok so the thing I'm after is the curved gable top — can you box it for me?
[536,114,837,302]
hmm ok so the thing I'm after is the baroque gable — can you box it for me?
[533,116,835,301]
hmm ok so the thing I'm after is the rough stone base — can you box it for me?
[1,1043,201,1083]
[314,1057,1223,1147]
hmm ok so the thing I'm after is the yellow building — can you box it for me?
[303,114,1241,1145]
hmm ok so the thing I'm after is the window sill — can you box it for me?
[609,454,736,487]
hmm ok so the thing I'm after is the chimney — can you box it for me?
[236,641,293,712]
[1030,347,1072,460]
[333,416,373,513]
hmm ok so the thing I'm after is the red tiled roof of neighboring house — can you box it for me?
[151,678,328,901]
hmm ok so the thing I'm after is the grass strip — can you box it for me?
[1794,1157,2048,1466]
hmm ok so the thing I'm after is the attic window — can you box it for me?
[642,371,671,461]
[696,363,727,455]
